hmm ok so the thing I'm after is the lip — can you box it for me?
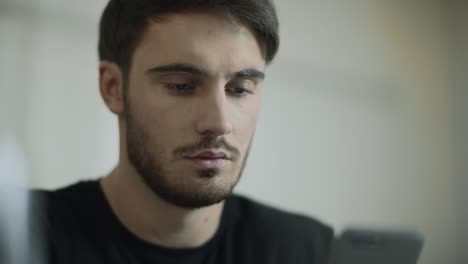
[187,150,229,160]
[184,151,230,169]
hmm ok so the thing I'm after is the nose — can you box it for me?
[195,87,233,137]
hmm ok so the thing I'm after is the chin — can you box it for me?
[141,170,239,209]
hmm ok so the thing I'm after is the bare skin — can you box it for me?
[98,11,266,248]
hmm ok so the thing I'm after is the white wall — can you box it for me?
[1,0,116,187]
[238,2,460,263]
[447,1,468,262]
[0,1,463,263]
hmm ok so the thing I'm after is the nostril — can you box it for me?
[195,116,232,136]
[198,128,232,137]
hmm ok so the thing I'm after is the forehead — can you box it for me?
[131,11,266,74]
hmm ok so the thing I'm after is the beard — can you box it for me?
[125,102,250,209]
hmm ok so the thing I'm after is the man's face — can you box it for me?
[123,12,266,208]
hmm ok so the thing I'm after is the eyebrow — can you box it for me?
[233,69,265,80]
[145,63,265,80]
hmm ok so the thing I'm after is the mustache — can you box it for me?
[173,137,240,161]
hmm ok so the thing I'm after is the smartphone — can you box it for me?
[329,228,424,264]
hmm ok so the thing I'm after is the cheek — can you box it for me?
[231,99,260,140]
[149,101,195,147]
[128,99,178,149]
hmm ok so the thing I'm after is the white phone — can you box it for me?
[329,228,424,264]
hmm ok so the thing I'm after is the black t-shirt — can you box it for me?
[33,180,333,264]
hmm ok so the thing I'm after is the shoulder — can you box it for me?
[30,180,101,233]
[30,181,104,262]
[227,194,334,263]
[31,181,98,215]
[230,194,333,237]
[31,180,99,206]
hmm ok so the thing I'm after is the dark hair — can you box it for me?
[98,0,280,76]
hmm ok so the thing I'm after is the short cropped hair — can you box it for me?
[98,0,280,76]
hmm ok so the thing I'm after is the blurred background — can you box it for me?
[0,0,466,263]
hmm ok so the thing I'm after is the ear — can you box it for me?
[99,61,125,116]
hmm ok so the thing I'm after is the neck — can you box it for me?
[100,163,224,248]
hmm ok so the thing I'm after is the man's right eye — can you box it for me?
[165,83,195,94]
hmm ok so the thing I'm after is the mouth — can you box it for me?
[186,150,230,160]
[184,150,231,169]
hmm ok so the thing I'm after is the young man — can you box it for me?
[35,0,333,263]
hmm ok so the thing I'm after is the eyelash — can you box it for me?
[164,83,254,97]
[227,87,253,97]
[166,83,196,94]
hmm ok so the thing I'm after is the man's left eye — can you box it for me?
[226,87,253,97]
[166,83,195,94]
